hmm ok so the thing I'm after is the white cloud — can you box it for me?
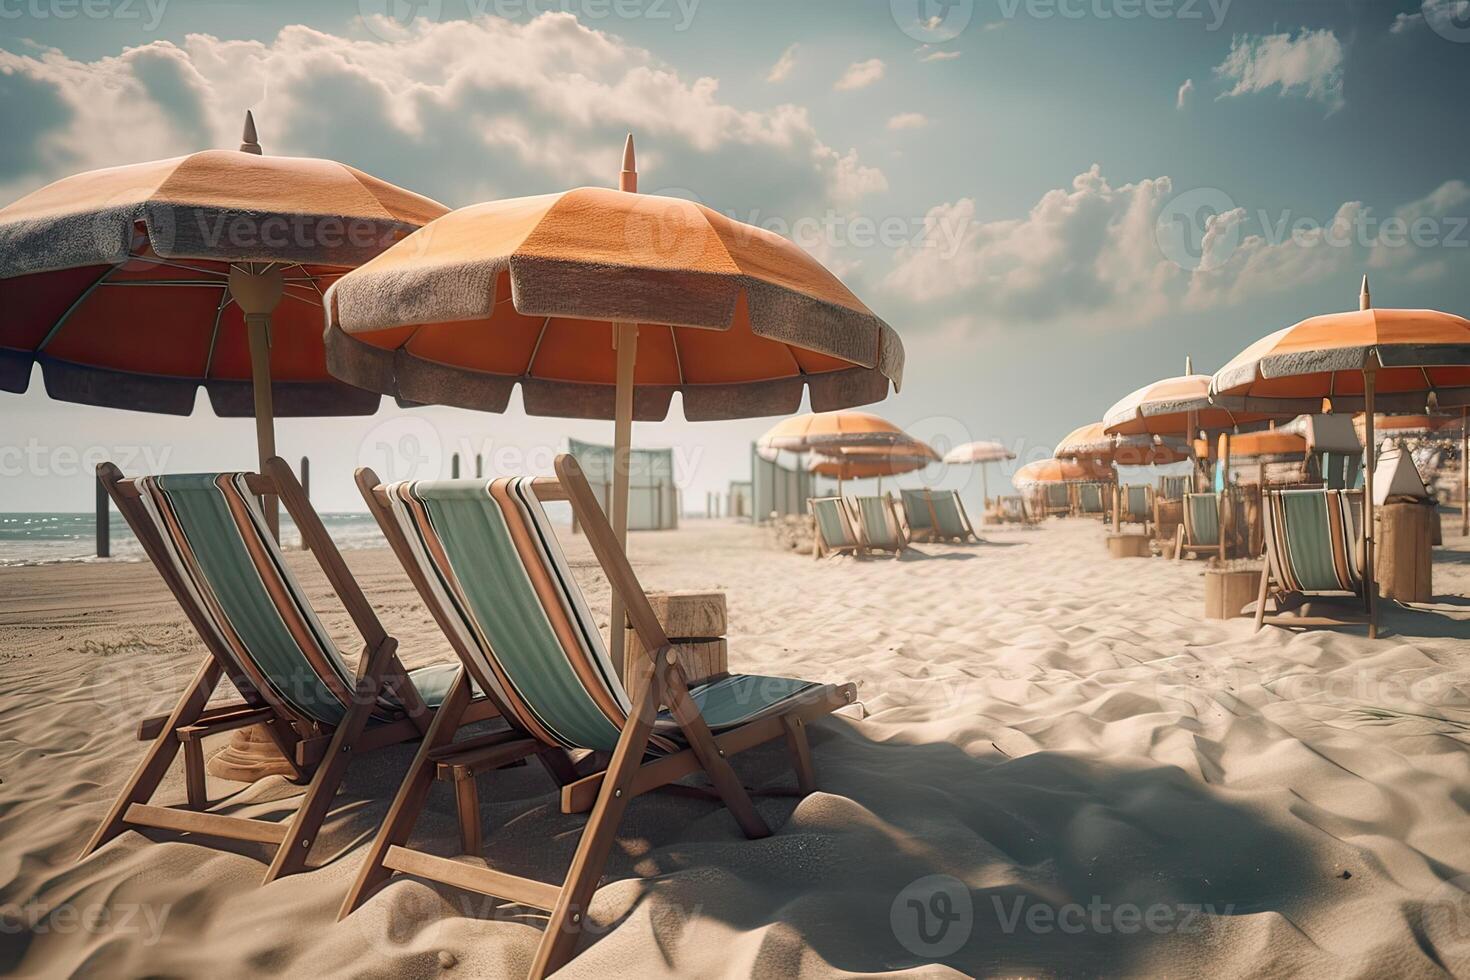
[1213,29,1346,112]
[888,166,1467,330]
[916,46,962,62]
[887,112,929,131]
[0,14,885,216]
[766,43,798,83]
[834,58,885,91]
[1176,78,1194,110]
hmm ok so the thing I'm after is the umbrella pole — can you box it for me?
[608,321,638,680]
[230,265,285,541]
[1363,366,1378,638]
[980,462,989,525]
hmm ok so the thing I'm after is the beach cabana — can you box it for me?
[0,113,446,535]
[325,136,904,669]
[1211,278,1470,638]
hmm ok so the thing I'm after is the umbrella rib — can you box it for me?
[101,280,229,287]
[671,324,685,386]
[133,256,229,279]
[37,264,118,353]
[203,291,231,380]
[526,316,553,375]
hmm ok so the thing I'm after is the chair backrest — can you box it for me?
[131,473,368,728]
[1159,475,1191,500]
[853,495,901,548]
[1263,488,1363,594]
[1044,483,1070,508]
[378,477,676,754]
[811,497,858,549]
[1077,483,1106,513]
[1182,492,1221,546]
[900,489,934,532]
[930,491,971,537]
[1122,484,1151,520]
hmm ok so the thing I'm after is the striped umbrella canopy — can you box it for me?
[1104,373,1274,437]
[942,440,1015,464]
[0,112,447,534]
[758,410,910,454]
[1012,457,1109,488]
[807,441,937,480]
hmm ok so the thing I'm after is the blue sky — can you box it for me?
[2,0,1468,511]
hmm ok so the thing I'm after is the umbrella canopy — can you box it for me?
[758,410,909,454]
[1056,422,1189,466]
[1012,457,1108,488]
[1104,373,1273,437]
[0,113,448,536]
[807,441,937,480]
[324,135,903,673]
[943,440,1014,464]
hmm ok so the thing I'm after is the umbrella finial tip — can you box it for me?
[1359,274,1371,310]
[240,110,262,155]
[622,133,636,170]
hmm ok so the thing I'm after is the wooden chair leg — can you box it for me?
[454,773,482,856]
[529,659,663,979]
[661,661,769,840]
[1253,563,1271,633]
[265,637,401,882]
[78,658,221,861]
[182,737,208,811]
[781,715,817,795]
[1174,524,1185,561]
[339,671,474,918]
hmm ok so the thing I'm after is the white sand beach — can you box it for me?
[5,518,1470,977]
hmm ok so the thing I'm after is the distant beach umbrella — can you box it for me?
[1056,422,1188,467]
[758,410,910,454]
[939,440,1016,521]
[1012,457,1108,488]
[324,134,904,675]
[1210,276,1470,637]
[807,441,937,482]
[0,112,446,535]
[1103,372,1270,437]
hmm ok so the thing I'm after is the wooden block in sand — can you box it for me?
[1376,502,1433,603]
[624,590,729,687]
[1205,567,1260,619]
[1107,533,1152,559]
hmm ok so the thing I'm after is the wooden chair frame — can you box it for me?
[1173,491,1230,563]
[808,495,866,559]
[341,455,857,978]
[79,457,498,882]
[1252,489,1378,639]
[1113,483,1155,535]
[900,489,979,544]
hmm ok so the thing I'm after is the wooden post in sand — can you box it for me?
[299,456,311,552]
[95,473,110,558]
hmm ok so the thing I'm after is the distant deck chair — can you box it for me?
[1076,482,1109,519]
[80,458,498,882]
[1175,491,1228,562]
[1253,488,1376,638]
[810,496,863,558]
[342,455,857,978]
[900,489,979,543]
[852,494,908,555]
[1315,451,1364,490]
[1115,484,1154,533]
[1157,474,1191,500]
[1041,482,1071,517]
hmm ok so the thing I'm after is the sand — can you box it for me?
[4,517,1470,978]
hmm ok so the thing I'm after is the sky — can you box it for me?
[2,0,1469,512]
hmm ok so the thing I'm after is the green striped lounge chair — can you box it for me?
[80,458,497,884]
[901,489,979,544]
[1254,488,1375,637]
[899,489,937,542]
[1175,491,1227,562]
[1076,482,1108,518]
[810,495,862,558]
[1116,484,1153,532]
[343,454,858,978]
[1042,482,1071,516]
[852,494,908,555]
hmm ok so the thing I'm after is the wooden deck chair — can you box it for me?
[929,490,980,543]
[852,493,908,555]
[1076,482,1108,519]
[899,489,937,542]
[1253,488,1376,638]
[1174,492,1228,562]
[341,455,858,978]
[809,496,863,558]
[1158,474,1191,500]
[1115,484,1154,533]
[1041,482,1071,517]
[80,458,499,882]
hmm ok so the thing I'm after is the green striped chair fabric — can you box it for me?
[1263,488,1363,594]
[135,473,459,728]
[811,497,858,550]
[899,489,934,532]
[1122,485,1151,521]
[1159,475,1191,500]
[1044,483,1070,509]
[1181,492,1221,546]
[1077,483,1106,514]
[384,477,820,754]
[930,491,972,538]
[853,496,902,549]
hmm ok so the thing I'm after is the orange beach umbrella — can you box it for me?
[757,410,909,453]
[807,441,938,481]
[1012,457,1108,488]
[0,112,447,534]
[942,440,1016,517]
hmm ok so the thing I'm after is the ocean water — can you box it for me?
[0,512,390,566]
